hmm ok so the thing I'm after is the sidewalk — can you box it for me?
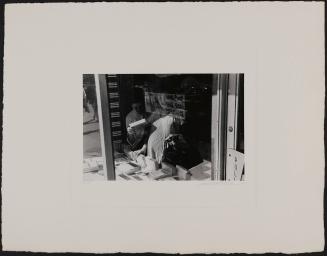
[83,107,104,181]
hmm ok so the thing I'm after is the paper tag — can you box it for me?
[226,149,244,181]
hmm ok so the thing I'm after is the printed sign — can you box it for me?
[144,92,186,120]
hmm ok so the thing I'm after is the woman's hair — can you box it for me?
[132,88,144,105]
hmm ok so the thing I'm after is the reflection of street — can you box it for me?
[83,106,101,158]
[83,105,104,181]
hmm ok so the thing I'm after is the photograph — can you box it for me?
[83,74,244,181]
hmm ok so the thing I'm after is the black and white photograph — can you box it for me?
[83,74,244,181]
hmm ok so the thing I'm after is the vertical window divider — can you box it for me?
[95,74,116,180]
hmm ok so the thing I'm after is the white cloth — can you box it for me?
[147,115,174,163]
[125,109,145,147]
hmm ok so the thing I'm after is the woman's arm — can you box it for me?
[134,144,147,158]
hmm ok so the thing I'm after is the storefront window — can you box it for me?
[83,73,244,181]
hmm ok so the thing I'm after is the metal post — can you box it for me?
[217,74,229,181]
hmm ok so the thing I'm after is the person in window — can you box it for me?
[162,121,203,169]
[125,100,149,159]
[83,86,90,113]
[85,85,98,121]
[147,114,203,168]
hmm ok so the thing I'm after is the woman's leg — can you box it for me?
[93,103,98,121]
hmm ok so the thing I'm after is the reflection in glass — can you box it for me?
[82,74,104,181]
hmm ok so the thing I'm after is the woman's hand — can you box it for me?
[134,145,147,157]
